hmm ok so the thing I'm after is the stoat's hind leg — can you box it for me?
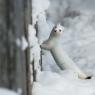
[78,75,92,80]
[85,76,92,79]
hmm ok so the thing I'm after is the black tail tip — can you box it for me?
[85,76,92,79]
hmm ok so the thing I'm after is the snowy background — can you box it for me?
[0,88,18,95]
[42,0,95,76]
[31,0,95,95]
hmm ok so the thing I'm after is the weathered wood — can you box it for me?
[24,0,32,95]
[0,0,18,89]
[0,0,32,95]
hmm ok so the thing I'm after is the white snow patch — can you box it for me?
[28,24,41,63]
[32,0,50,25]
[16,36,28,51]
[37,13,52,44]
[0,88,18,95]
[31,1,95,95]
[32,70,95,95]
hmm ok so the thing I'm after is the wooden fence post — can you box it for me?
[0,0,32,95]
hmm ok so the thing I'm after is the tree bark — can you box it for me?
[0,0,32,95]
[24,0,32,95]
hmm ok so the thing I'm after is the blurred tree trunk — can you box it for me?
[0,0,32,95]
[24,0,32,94]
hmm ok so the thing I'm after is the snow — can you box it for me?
[41,0,95,76]
[32,0,50,25]
[0,88,18,95]
[37,13,52,44]
[16,36,28,51]
[32,70,95,95]
[21,36,28,50]
[31,0,95,95]
[29,0,50,83]
[28,25,41,68]
[30,0,50,70]
[29,0,50,81]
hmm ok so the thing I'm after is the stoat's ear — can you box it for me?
[56,23,61,27]
[56,23,65,31]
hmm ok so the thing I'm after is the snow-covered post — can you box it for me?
[28,25,41,81]
[29,0,49,81]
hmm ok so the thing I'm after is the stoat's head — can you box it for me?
[50,24,64,37]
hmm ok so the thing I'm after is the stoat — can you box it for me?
[41,24,91,79]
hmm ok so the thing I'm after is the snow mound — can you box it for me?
[33,70,95,95]
[0,88,18,95]
[32,0,50,24]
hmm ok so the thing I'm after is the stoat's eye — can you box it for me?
[54,30,57,32]
[59,29,61,32]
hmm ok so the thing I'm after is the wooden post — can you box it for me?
[0,0,32,95]
[24,0,32,95]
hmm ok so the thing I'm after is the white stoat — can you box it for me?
[41,24,91,79]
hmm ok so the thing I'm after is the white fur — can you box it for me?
[41,24,88,79]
